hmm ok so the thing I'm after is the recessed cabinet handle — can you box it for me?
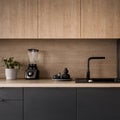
[0,98,5,102]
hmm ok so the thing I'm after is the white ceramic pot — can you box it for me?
[5,69,17,80]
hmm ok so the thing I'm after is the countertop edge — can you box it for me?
[0,79,120,87]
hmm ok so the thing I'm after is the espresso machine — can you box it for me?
[25,48,39,79]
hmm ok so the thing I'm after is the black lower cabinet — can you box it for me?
[77,88,120,120]
[0,88,23,120]
[24,88,76,120]
[0,100,23,120]
[2,87,120,120]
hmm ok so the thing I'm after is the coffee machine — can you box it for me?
[25,48,39,79]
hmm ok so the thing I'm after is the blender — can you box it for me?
[25,48,39,79]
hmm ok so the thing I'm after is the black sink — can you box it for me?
[75,78,120,83]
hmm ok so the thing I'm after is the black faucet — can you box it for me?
[86,57,105,81]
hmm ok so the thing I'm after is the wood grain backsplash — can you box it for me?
[0,39,117,79]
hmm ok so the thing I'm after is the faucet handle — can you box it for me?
[86,56,105,81]
[88,57,105,61]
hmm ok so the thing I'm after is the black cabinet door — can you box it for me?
[77,88,120,120]
[24,88,76,120]
[0,100,22,120]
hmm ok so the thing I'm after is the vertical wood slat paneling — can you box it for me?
[0,39,117,79]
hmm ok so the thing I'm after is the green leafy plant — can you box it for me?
[3,57,22,69]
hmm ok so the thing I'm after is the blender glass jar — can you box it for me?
[28,48,39,64]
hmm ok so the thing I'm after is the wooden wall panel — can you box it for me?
[0,40,117,79]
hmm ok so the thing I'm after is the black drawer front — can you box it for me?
[0,88,23,100]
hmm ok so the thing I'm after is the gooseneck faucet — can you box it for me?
[86,57,105,81]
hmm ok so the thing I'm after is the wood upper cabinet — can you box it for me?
[81,0,120,38]
[0,0,37,38]
[1,0,120,39]
[38,0,80,38]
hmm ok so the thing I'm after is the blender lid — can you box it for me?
[28,48,39,52]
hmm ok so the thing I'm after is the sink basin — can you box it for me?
[75,78,120,83]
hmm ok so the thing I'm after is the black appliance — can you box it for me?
[25,49,39,79]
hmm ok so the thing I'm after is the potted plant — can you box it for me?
[3,57,22,80]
